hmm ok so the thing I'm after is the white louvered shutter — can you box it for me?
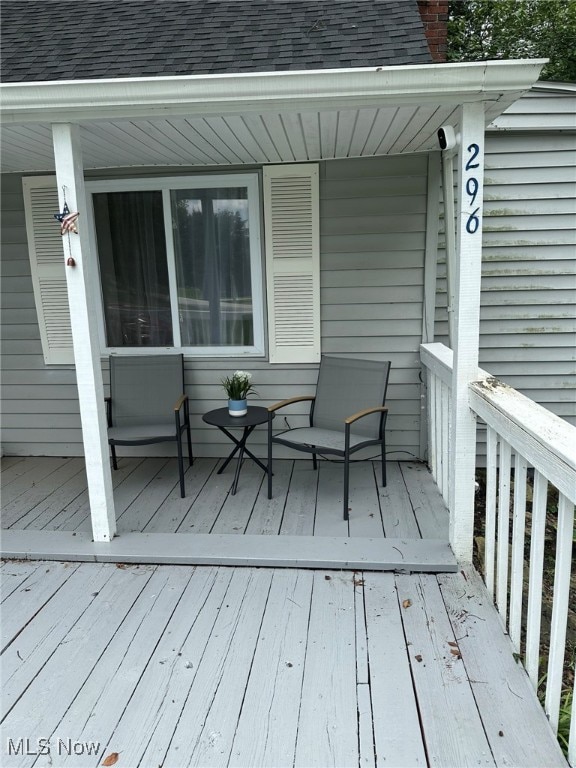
[263,164,320,364]
[22,176,74,364]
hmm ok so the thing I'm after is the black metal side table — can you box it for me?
[202,406,272,495]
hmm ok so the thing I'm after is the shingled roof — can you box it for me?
[0,0,432,83]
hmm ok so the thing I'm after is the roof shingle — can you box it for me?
[0,0,432,82]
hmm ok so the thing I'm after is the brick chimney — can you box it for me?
[417,0,448,62]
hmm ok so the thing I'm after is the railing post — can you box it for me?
[448,102,485,562]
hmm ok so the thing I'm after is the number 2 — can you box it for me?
[465,143,480,170]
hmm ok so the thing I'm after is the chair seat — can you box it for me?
[108,423,177,443]
[273,426,372,453]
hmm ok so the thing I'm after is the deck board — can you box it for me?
[1,457,447,542]
[397,573,495,767]
[438,568,567,768]
[0,562,566,768]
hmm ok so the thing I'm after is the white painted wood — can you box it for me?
[115,458,182,533]
[509,453,528,652]
[1,565,153,767]
[397,573,494,766]
[176,460,233,533]
[2,459,83,527]
[209,462,264,534]
[21,177,73,364]
[1,560,569,768]
[278,461,318,536]
[228,570,313,768]
[469,380,576,503]
[440,150,456,345]
[0,560,41,602]
[348,462,386,539]
[1,457,70,505]
[525,470,548,688]
[4,459,86,530]
[2,564,112,714]
[51,123,116,541]
[449,101,486,563]
[0,529,458,571]
[378,461,421,538]
[144,458,218,533]
[1,561,80,651]
[295,571,358,767]
[166,569,273,768]
[545,492,575,733]
[420,341,453,386]
[441,379,450,501]
[1,457,39,487]
[245,460,293,535]
[99,566,232,768]
[438,568,568,768]
[496,438,512,622]
[484,426,498,598]
[400,462,449,540]
[56,458,146,532]
[50,566,191,768]
[364,572,427,766]
[427,368,437,481]
[263,164,320,364]
[357,683,376,768]
[354,574,369,685]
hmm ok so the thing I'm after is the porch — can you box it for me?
[0,560,567,768]
[0,457,456,571]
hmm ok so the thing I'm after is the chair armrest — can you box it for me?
[267,395,315,413]
[173,394,188,412]
[345,406,388,425]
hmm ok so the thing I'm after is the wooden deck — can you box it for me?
[0,560,566,768]
[0,457,456,570]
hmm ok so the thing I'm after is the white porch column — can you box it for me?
[52,123,116,542]
[449,102,485,562]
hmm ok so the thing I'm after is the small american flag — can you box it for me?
[54,202,79,235]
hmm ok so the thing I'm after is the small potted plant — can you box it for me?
[221,370,256,417]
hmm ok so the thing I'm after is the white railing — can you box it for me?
[421,342,576,764]
[420,343,454,507]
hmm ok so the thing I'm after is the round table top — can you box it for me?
[202,405,271,428]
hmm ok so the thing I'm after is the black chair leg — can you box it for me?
[187,423,194,466]
[110,444,118,470]
[177,437,185,498]
[267,417,273,499]
[312,451,318,471]
[381,442,387,487]
[343,451,350,521]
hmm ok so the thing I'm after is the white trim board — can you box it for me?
[0,530,458,572]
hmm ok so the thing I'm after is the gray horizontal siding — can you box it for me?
[435,91,576,431]
[1,154,429,459]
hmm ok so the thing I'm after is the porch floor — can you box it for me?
[0,560,566,768]
[1,457,455,570]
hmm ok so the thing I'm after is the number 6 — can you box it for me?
[466,207,480,234]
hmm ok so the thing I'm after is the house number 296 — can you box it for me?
[464,143,480,234]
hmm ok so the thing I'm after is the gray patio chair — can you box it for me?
[267,356,390,520]
[106,354,193,497]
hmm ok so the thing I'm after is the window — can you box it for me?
[23,166,320,366]
[88,174,264,356]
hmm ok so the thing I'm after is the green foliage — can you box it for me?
[221,370,256,400]
[448,0,576,81]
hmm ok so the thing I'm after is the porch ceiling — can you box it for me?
[0,60,546,173]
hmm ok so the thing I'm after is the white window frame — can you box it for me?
[85,173,265,358]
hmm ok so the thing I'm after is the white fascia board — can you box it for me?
[0,59,547,126]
